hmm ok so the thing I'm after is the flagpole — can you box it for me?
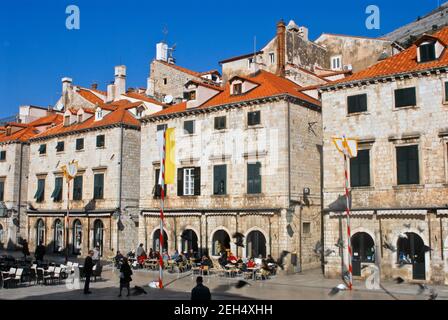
[158,129,166,289]
[65,180,70,264]
[343,153,353,290]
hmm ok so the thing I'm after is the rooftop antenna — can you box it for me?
[162,25,168,43]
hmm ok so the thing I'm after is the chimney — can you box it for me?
[114,65,126,98]
[298,26,309,41]
[62,77,73,94]
[91,83,98,90]
[156,42,168,62]
[107,82,115,102]
[276,20,286,77]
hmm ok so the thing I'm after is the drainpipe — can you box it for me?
[17,142,24,240]
[117,125,124,252]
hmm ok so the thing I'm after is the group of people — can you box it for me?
[218,249,277,279]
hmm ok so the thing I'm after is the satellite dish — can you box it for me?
[163,95,173,104]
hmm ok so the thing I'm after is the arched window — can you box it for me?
[351,232,375,263]
[181,229,198,253]
[73,220,82,255]
[93,219,104,256]
[212,230,230,256]
[53,219,64,253]
[246,230,267,258]
[36,219,45,246]
[153,229,168,253]
[397,232,425,264]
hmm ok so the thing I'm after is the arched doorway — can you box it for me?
[53,219,64,253]
[36,219,45,246]
[73,220,82,255]
[93,219,104,256]
[181,229,198,253]
[212,230,230,256]
[246,230,267,258]
[397,232,426,280]
[0,224,4,248]
[351,232,375,276]
[153,229,168,253]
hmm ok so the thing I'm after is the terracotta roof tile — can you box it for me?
[78,88,106,105]
[330,27,448,85]
[157,60,201,77]
[124,92,166,106]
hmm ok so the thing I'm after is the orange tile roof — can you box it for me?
[186,79,224,91]
[330,27,448,86]
[156,60,201,77]
[32,100,140,140]
[78,88,106,105]
[124,92,166,106]
[28,114,63,127]
[0,126,40,143]
[149,70,320,118]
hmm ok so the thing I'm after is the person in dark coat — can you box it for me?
[83,250,94,294]
[34,244,46,264]
[191,276,211,301]
[118,257,133,297]
[22,240,30,260]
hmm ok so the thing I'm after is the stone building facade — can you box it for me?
[140,70,322,271]
[320,28,448,284]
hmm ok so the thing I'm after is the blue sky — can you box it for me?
[0,0,439,117]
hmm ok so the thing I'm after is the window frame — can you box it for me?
[350,149,371,187]
[38,144,47,155]
[247,162,262,194]
[183,168,195,196]
[0,151,6,161]
[247,111,261,126]
[0,179,5,202]
[347,93,368,114]
[394,87,417,109]
[51,177,63,202]
[183,120,195,135]
[233,83,242,95]
[76,138,84,151]
[214,116,226,130]
[35,178,46,203]
[213,164,227,195]
[56,141,65,153]
[419,42,436,63]
[73,176,83,201]
[93,173,105,200]
[96,135,105,148]
[396,145,420,185]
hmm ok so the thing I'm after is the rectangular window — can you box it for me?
[444,82,448,103]
[157,124,167,132]
[0,180,4,202]
[347,94,367,114]
[331,56,341,70]
[303,222,311,234]
[0,151,5,161]
[76,138,84,151]
[38,144,47,155]
[78,114,83,123]
[189,91,196,100]
[214,116,226,130]
[93,174,104,200]
[154,169,167,198]
[419,43,436,63]
[96,135,105,148]
[269,52,275,65]
[248,111,261,126]
[395,87,416,108]
[178,167,200,196]
[34,178,45,203]
[396,145,419,185]
[184,120,195,135]
[56,141,65,152]
[163,78,167,85]
[247,162,262,194]
[233,83,242,95]
[51,177,63,202]
[213,165,227,195]
[350,149,370,187]
[73,176,83,201]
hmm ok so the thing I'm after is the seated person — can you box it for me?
[148,248,155,259]
[260,260,272,279]
[171,250,179,261]
[218,251,228,267]
[200,256,213,274]
[266,254,276,265]
[246,258,256,268]
[162,250,170,262]
[227,252,238,265]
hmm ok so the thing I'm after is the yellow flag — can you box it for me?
[165,128,176,184]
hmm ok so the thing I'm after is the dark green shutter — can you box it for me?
[35,179,45,202]
[0,151,6,161]
[38,144,46,154]
[348,94,367,114]
[177,168,183,196]
[248,111,261,126]
[184,121,194,134]
[73,176,83,200]
[420,43,436,62]
[76,139,84,151]
[194,167,201,196]
[51,177,63,202]
[96,135,105,148]
[397,146,419,185]
[0,181,4,201]
[350,150,370,187]
[94,174,104,199]
[214,165,227,195]
[395,88,416,108]
[445,82,448,102]
[248,163,261,194]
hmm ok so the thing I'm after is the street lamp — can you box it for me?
[61,160,78,264]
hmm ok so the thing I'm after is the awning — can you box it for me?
[329,210,374,217]
[239,211,275,216]
[142,212,202,217]
[377,209,427,216]
[437,209,448,216]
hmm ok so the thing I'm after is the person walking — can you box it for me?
[34,243,46,265]
[118,257,133,297]
[83,250,94,294]
[191,276,211,301]
[22,239,30,261]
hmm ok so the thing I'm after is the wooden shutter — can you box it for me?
[348,94,367,114]
[0,181,4,201]
[350,150,370,187]
[213,165,227,195]
[73,176,83,200]
[445,82,448,102]
[194,167,201,196]
[397,146,419,185]
[420,43,436,62]
[94,174,104,199]
[407,145,419,184]
[177,168,183,196]
[248,163,261,194]
[395,88,416,108]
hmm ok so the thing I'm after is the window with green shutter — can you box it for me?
[214,116,226,130]
[73,176,83,201]
[76,138,84,151]
[184,120,195,135]
[51,177,63,202]
[248,111,260,126]
[419,43,436,63]
[38,144,47,155]
[94,174,104,200]
[157,124,167,132]
[347,94,367,114]
[213,165,227,195]
[0,151,5,161]
[396,145,419,185]
[0,180,4,201]
[247,162,261,194]
[96,135,105,148]
[56,141,65,152]
[350,149,370,187]
[34,179,45,203]
[445,82,448,103]
[395,87,416,108]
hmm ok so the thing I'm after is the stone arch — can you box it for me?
[245,229,267,258]
[210,226,231,256]
[179,226,199,254]
[244,226,269,258]
[36,218,45,246]
[151,227,169,253]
